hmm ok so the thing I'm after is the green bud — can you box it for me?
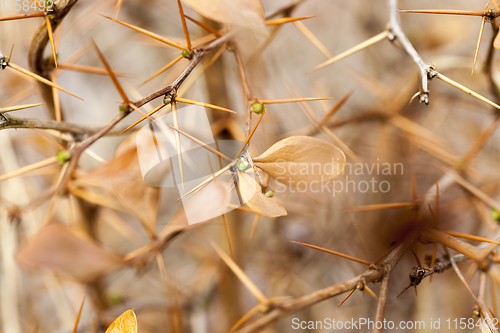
[227,46,234,52]
[47,14,55,19]
[163,97,171,105]
[264,190,274,198]
[493,209,499,221]
[57,150,71,165]
[108,293,122,305]
[237,160,248,172]
[473,310,480,317]
[119,104,127,113]
[182,50,191,58]
[356,281,364,290]
[251,102,265,114]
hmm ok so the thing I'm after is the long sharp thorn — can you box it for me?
[397,284,412,298]
[364,285,379,300]
[411,248,422,267]
[0,156,58,182]
[141,55,183,86]
[293,21,332,58]
[0,103,45,113]
[171,100,185,194]
[435,72,500,110]
[211,241,269,305]
[0,12,45,21]
[50,72,62,121]
[7,44,14,61]
[164,123,232,161]
[90,39,129,104]
[99,14,186,50]
[319,90,353,125]
[260,97,335,104]
[119,103,166,135]
[176,0,191,50]
[58,63,134,77]
[185,15,221,37]
[265,16,315,25]
[338,289,355,307]
[445,231,500,245]
[7,62,83,100]
[45,14,57,67]
[71,296,86,333]
[113,0,124,19]
[222,214,233,258]
[235,113,264,157]
[397,9,486,16]
[176,97,237,114]
[289,240,371,265]
[176,161,235,201]
[307,31,389,73]
[473,16,486,75]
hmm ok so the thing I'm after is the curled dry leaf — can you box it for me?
[16,224,123,281]
[181,0,267,35]
[105,310,138,333]
[75,134,162,238]
[253,136,346,185]
[237,170,287,217]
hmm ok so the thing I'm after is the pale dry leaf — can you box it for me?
[181,181,231,225]
[253,136,346,185]
[105,310,138,333]
[16,224,123,281]
[495,31,500,49]
[76,134,162,238]
[237,170,287,217]
[181,0,267,35]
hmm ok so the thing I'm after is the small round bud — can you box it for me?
[163,97,171,105]
[57,150,71,165]
[227,46,234,52]
[492,209,499,221]
[237,160,248,172]
[264,189,274,198]
[47,14,55,19]
[119,104,127,113]
[356,281,364,290]
[251,102,265,114]
[182,50,191,58]
[473,309,480,317]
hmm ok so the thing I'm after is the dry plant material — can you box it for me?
[105,310,138,333]
[253,136,346,184]
[237,169,287,217]
[181,181,232,225]
[16,224,123,281]
[0,103,44,113]
[181,0,267,35]
[75,134,161,238]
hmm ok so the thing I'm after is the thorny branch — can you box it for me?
[387,0,434,104]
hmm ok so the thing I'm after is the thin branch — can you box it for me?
[388,0,434,104]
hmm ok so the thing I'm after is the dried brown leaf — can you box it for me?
[105,310,138,333]
[237,170,287,217]
[181,0,267,35]
[77,134,162,237]
[16,224,123,281]
[253,136,346,184]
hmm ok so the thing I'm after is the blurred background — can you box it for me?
[1,0,499,332]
